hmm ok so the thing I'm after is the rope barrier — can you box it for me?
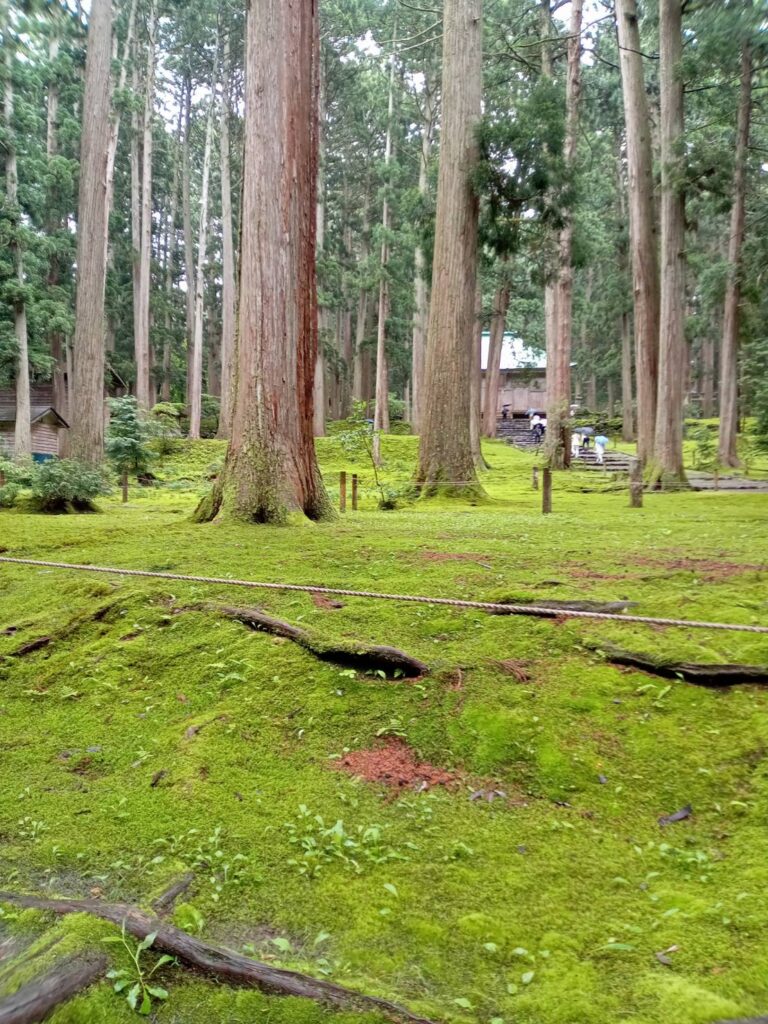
[1,556,767,634]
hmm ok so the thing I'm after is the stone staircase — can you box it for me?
[497,418,540,449]
[496,418,632,472]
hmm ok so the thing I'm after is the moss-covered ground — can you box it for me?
[1,436,767,1023]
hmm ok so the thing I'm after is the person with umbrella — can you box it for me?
[594,433,610,465]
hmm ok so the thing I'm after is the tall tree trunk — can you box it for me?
[616,0,660,464]
[701,333,715,418]
[586,373,597,411]
[130,49,141,395]
[651,0,686,484]
[3,9,31,459]
[195,0,331,524]
[182,74,195,410]
[541,0,558,415]
[411,76,436,434]
[188,42,219,441]
[135,1,156,409]
[544,0,583,469]
[71,0,112,464]
[46,13,69,426]
[483,278,511,438]
[373,26,397,465]
[161,101,183,403]
[104,0,137,256]
[718,41,752,468]
[313,48,328,438]
[621,311,635,440]
[352,289,369,403]
[606,377,615,416]
[217,33,237,439]
[415,0,484,497]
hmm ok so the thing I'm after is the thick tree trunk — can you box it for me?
[586,373,597,411]
[606,377,615,416]
[314,53,328,438]
[182,74,195,411]
[188,42,218,441]
[195,0,331,524]
[104,0,137,256]
[373,30,397,465]
[718,42,752,468]
[70,0,112,464]
[2,16,31,460]
[415,0,484,497]
[483,280,511,438]
[616,0,660,464]
[621,311,635,440]
[130,50,141,395]
[411,77,435,434]
[470,281,485,468]
[217,34,237,439]
[651,0,686,484]
[135,1,156,410]
[544,0,583,470]
[46,18,69,429]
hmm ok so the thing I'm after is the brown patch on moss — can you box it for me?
[311,593,344,611]
[334,738,456,790]
[631,555,765,581]
[418,551,492,564]
[495,659,532,682]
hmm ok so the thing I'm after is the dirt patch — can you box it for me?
[334,738,456,790]
[311,593,344,611]
[632,556,766,581]
[494,659,532,682]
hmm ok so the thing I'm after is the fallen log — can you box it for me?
[594,642,768,687]
[0,953,107,1024]
[0,893,437,1024]
[152,873,195,916]
[210,605,429,678]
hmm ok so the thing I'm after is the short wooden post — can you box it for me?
[542,468,552,514]
[339,471,347,513]
[532,466,539,490]
[629,459,643,508]
[351,474,359,511]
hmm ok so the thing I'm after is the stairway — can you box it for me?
[572,449,632,472]
[498,418,540,449]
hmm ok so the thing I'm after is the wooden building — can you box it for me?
[480,332,547,416]
[0,385,69,460]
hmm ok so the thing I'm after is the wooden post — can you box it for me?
[629,458,643,507]
[339,471,347,512]
[542,468,552,514]
[351,473,358,510]
[122,470,129,504]
[532,466,539,490]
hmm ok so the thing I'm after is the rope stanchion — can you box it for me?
[0,556,767,634]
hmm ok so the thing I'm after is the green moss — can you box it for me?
[0,436,767,1022]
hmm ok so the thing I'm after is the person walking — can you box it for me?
[594,434,609,465]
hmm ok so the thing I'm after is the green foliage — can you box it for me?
[688,426,718,472]
[30,458,110,513]
[284,805,410,878]
[103,923,176,1016]
[106,398,157,479]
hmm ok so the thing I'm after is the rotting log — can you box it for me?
[206,605,429,678]
[0,953,107,1024]
[594,642,768,687]
[0,894,437,1024]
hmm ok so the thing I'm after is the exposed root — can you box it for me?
[594,642,768,687]
[152,873,195,916]
[0,893,437,1024]
[0,953,107,1024]
[207,605,429,678]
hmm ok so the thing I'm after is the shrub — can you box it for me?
[106,397,157,500]
[0,458,35,508]
[30,459,110,513]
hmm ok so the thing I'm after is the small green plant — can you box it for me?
[30,458,110,513]
[154,825,250,900]
[337,401,408,510]
[17,817,48,842]
[689,425,717,472]
[103,923,176,1015]
[106,397,158,502]
[284,805,410,877]
[173,902,205,935]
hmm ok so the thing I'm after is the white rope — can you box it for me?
[1,557,767,634]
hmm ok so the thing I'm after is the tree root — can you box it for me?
[3,600,122,660]
[0,953,107,1024]
[0,893,437,1024]
[593,642,768,687]
[151,873,195,916]
[207,605,429,678]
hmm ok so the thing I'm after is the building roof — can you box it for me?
[480,331,546,371]
[0,405,70,429]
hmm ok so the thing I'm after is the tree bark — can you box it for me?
[2,9,31,459]
[161,100,183,403]
[411,76,436,434]
[415,0,484,497]
[130,47,141,395]
[0,954,107,1024]
[104,0,138,256]
[483,278,511,438]
[544,0,583,470]
[621,310,635,440]
[701,333,715,418]
[135,1,156,410]
[194,0,331,523]
[70,0,112,464]
[616,0,660,464]
[182,74,195,411]
[718,40,752,467]
[651,0,686,484]
[373,27,398,465]
[217,33,237,439]
[188,40,219,441]
[46,11,69,430]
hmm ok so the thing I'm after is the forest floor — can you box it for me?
[1,437,767,1024]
